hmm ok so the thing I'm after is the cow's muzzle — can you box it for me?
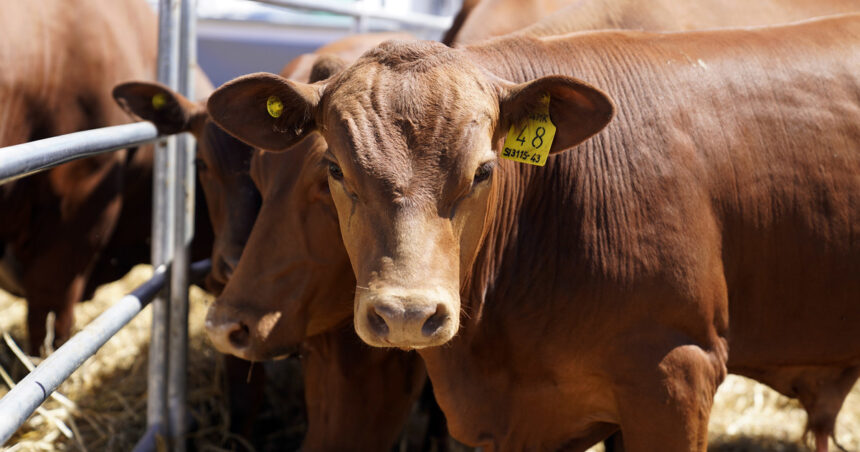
[205,305,288,361]
[354,287,458,349]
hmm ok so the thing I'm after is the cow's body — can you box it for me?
[0,0,157,352]
[208,13,860,452]
[374,18,860,450]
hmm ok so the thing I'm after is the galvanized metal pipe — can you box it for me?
[147,0,181,440]
[0,267,167,446]
[0,259,210,447]
[250,0,453,30]
[0,123,159,185]
[166,0,197,449]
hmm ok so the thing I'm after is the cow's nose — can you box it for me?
[360,296,455,348]
[213,256,238,282]
[205,317,251,354]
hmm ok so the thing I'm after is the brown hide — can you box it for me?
[446,0,576,45]
[441,0,482,45]
[0,0,157,353]
[208,14,860,452]
[300,326,426,452]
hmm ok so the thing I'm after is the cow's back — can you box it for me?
[515,0,860,38]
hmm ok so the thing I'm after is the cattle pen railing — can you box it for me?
[0,1,451,451]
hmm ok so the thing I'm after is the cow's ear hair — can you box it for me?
[309,54,348,83]
[497,75,614,154]
[207,72,322,153]
[112,81,205,135]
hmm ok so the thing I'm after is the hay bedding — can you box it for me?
[0,266,858,451]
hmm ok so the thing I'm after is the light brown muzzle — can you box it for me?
[354,286,459,349]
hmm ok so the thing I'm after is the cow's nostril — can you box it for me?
[215,257,236,281]
[367,308,390,337]
[228,322,251,349]
[422,304,450,337]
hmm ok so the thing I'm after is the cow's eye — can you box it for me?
[473,161,494,184]
[195,158,208,172]
[328,161,344,181]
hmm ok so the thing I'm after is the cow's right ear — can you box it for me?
[112,81,204,135]
[496,75,614,154]
[207,72,323,153]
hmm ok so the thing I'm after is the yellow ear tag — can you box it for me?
[501,94,556,166]
[267,95,284,118]
[151,93,167,110]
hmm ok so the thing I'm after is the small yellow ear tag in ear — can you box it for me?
[501,94,556,166]
[151,93,167,110]
[267,95,284,118]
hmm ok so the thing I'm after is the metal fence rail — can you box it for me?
[0,123,160,185]
[0,260,210,445]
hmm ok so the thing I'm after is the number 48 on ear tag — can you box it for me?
[501,94,556,166]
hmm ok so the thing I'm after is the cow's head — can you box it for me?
[113,82,260,294]
[202,133,356,361]
[208,40,613,349]
[199,57,354,361]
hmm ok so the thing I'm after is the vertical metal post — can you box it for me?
[353,0,368,33]
[352,14,368,33]
[147,0,180,444]
[168,0,196,449]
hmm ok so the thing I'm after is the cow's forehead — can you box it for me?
[320,41,497,179]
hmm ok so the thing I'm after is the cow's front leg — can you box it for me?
[615,344,726,452]
[24,269,88,354]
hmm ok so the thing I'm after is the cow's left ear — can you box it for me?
[207,72,323,153]
[112,81,206,135]
[497,75,614,154]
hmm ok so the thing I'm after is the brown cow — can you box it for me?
[116,33,432,450]
[0,0,159,354]
[112,77,264,441]
[207,13,860,452]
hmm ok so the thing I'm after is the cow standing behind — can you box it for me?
[0,0,159,354]
[444,0,860,47]
[208,12,860,452]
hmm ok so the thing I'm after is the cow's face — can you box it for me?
[208,40,613,349]
[204,134,355,361]
[195,123,260,291]
[317,46,501,349]
[113,82,261,294]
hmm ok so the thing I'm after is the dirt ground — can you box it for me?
[0,265,858,451]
